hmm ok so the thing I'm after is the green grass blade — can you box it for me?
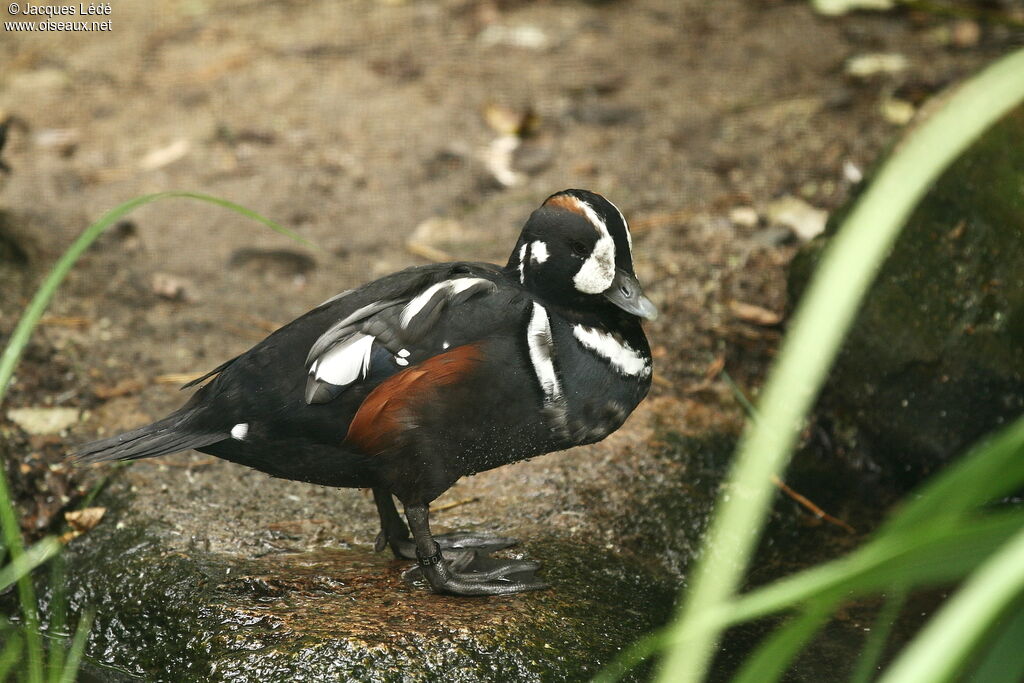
[57,610,93,683]
[963,598,1024,683]
[592,630,667,683]
[655,47,1024,683]
[0,190,314,683]
[0,190,316,404]
[878,525,1024,683]
[0,631,23,682]
[46,554,68,683]
[850,588,906,683]
[0,537,61,592]
[728,510,1023,626]
[881,417,1024,535]
[731,599,836,683]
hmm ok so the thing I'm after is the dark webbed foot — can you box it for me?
[373,489,518,560]
[402,504,547,596]
[403,543,546,596]
[381,532,518,561]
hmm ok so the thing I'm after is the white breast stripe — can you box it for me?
[573,199,616,294]
[527,302,564,410]
[573,325,651,378]
[518,243,528,284]
[314,332,375,385]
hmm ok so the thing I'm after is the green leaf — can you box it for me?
[0,191,317,683]
[0,537,61,592]
[731,599,836,683]
[654,47,1024,683]
[878,526,1024,683]
[57,611,93,683]
[850,589,906,683]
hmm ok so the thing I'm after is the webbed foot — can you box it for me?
[401,503,547,596]
[403,542,547,596]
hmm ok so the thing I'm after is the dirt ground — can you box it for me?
[0,0,1017,676]
[1,0,1006,502]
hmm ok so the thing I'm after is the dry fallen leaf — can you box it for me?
[151,272,196,302]
[64,507,106,534]
[729,300,783,326]
[139,138,190,170]
[94,379,144,400]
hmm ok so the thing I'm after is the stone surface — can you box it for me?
[791,106,1024,477]
[59,408,715,682]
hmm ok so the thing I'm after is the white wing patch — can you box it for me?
[399,277,491,329]
[313,332,375,385]
[573,325,651,378]
[572,200,616,294]
[527,302,565,411]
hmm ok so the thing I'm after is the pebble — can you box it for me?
[7,407,81,435]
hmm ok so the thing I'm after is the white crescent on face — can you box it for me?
[570,198,617,294]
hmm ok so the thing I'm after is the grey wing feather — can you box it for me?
[303,277,498,405]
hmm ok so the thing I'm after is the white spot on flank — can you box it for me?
[530,240,549,264]
[314,333,375,385]
[442,341,450,349]
[572,199,616,294]
[397,348,410,358]
[527,302,564,408]
[573,325,651,377]
[231,423,249,440]
[395,357,409,366]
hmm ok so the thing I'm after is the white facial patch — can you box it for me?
[527,302,566,417]
[313,332,375,385]
[571,199,616,294]
[231,423,249,440]
[573,325,651,378]
[530,241,549,264]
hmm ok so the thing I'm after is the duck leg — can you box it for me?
[372,488,518,559]
[401,503,546,596]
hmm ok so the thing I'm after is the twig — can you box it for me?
[771,475,856,534]
[38,316,91,329]
[154,372,205,385]
[723,369,856,534]
[433,496,479,513]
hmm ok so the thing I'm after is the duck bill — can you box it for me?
[604,270,658,320]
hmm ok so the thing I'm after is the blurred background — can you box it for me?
[2,1,1023,680]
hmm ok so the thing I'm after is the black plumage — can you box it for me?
[73,189,657,596]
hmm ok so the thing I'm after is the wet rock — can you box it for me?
[791,106,1024,478]
[59,417,712,681]
[228,248,317,278]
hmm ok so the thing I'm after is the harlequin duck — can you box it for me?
[73,189,657,596]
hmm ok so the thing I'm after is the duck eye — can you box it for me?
[570,241,588,257]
